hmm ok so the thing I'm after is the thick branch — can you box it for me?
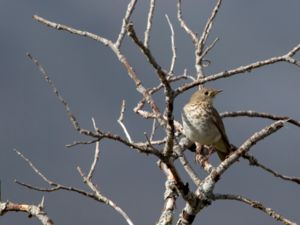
[200,120,286,193]
[0,200,54,225]
[156,169,179,225]
[215,120,286,176]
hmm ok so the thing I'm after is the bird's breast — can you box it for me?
[182,104,220,145]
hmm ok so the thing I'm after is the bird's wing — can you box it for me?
[211,107,231,150]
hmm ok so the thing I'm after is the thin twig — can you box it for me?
[14,151,98,200]
[77,167,135,225]
[144,0,156,48]
[243,153,300,185]
[221,110,300,128]
[66,139,99,148]
[118,100,133,143]
[196,0,222,80]
[14,149,52,184]
[200,37,219,60]
[197,0,222,57]
[213,194,297,225]
[101,131,162,156]
[176,0,198,44]
[33,15,112,46]
[150,119,157,141]
[87,141,100,180]
[165,14,177,74]
[15,179,98,199]
[115,0,137,48]
[27,53,81,132]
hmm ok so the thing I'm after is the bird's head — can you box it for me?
[189,87,222,104]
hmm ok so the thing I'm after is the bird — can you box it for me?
[182,87,231,161]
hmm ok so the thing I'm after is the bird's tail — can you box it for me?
[215,140,237,161]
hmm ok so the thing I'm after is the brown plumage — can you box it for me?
[182,87,231,161]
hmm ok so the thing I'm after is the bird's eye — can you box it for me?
[204,91,209,95]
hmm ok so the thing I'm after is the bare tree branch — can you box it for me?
[196,0,222,80]
[126,23,175,157]
[197,0,222,58]
[15,147,135,225]
[200,120,286,194]
[14,149,52,184]
[213,193,297,225]
[26,2,300,225]
[14,149,97,199]
[77,167,135,225]
[66,139,99,148]
[165,14,177,74]
[87,141,100,180]
[175,140,201,186]
[118,100,133,143]
[115,0,137,48]
[150,119,157,141]
[28,52,162,157]
[176,0,198,44]
[243,153,300,185]
[200,37,219,60]
[144,0,156,48]
[33,15,112,46]
[133,74,191,123]
[126,23,172,91]
[27,53,81,132]
[215,120,285,173]
[156,166,179,225]
[32,15,164,126]
[221,110,300,128]
[0,200,54,225]
[176,43,300,95]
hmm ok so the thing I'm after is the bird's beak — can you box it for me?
[213,89,223,96]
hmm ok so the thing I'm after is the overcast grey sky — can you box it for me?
[1,0,300,224]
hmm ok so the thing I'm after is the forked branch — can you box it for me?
[176,43,300,95]
[0,200,54,225]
